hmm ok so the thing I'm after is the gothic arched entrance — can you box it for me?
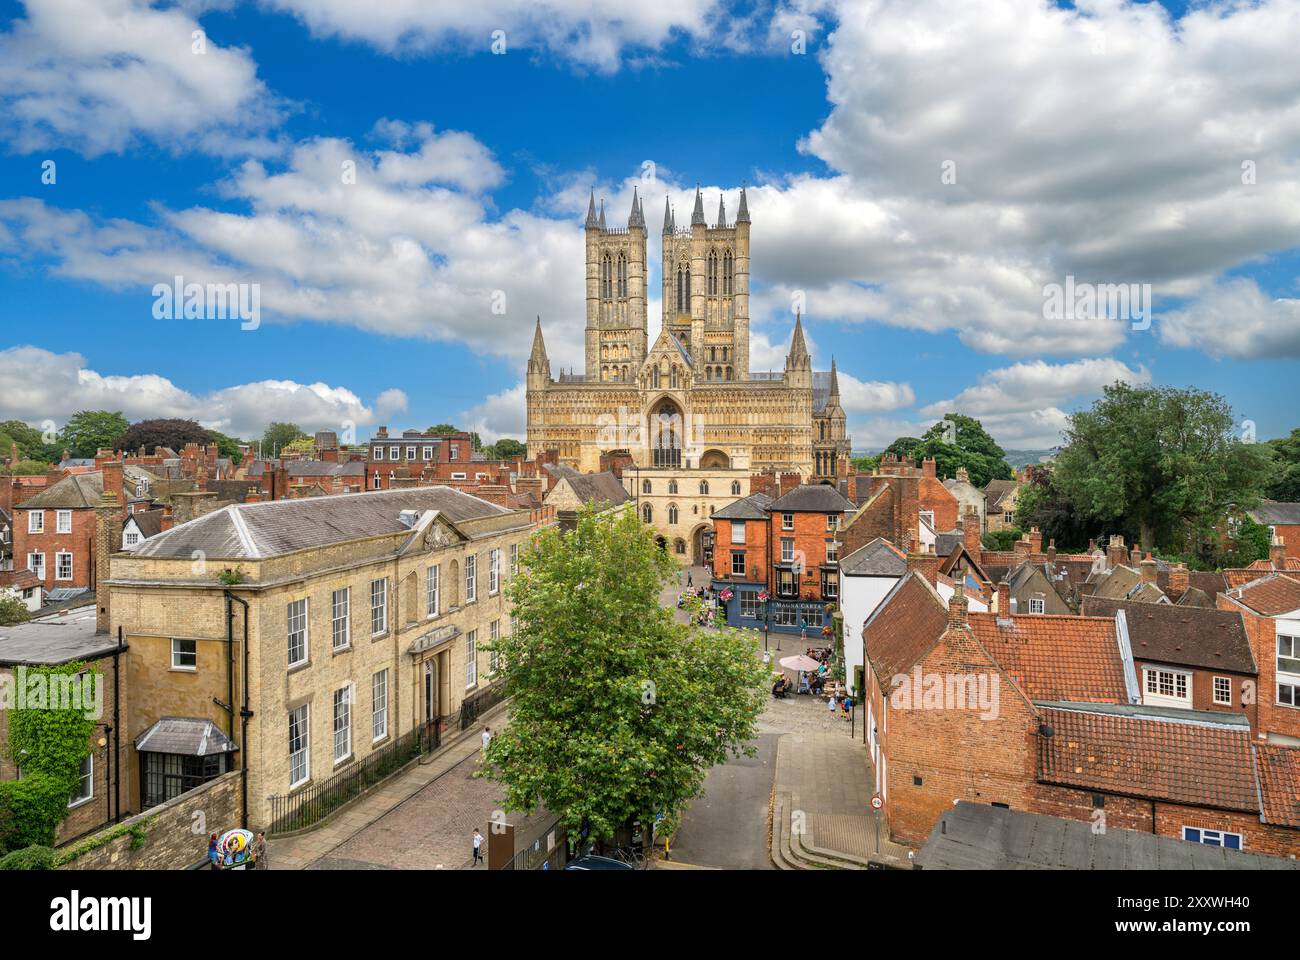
[649,397,684,468]
[699,448,729,469]
[691,524,712,568]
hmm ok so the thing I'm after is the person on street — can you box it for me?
[472,829,484,867]
[254,831,268,870]
[481,726,492,755]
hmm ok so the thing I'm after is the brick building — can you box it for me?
[1218,574,1300,746]
[365,428,474,490]
[1250,503,1300,561]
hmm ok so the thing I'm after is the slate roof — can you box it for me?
[916,802,1298,870]
[1175,586,1214,608]
[1036,702,1258,813]
[133,487,512,561]
[1228,574,1300,617]
[17,466,160,509]
[840,537,908,577]
[984,479,1017,509]
[1090,564,1144,601]
[249,459,365,478]
[712,492,774,521]
[1251,501,1300,526]
[769,484,855,513]
[862,573,949,682]
[557,470,630,508]
[126,508,165,540]
[134,717,238,756]
[968,612,1132,704]
[1256,744,1300,828]
[810,369,833,415]
[1079,596,1256,675]
[0,606,119,666]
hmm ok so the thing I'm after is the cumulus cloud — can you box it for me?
[460,382,528,444]
[0,0,284,156]
[836,372,914,414]
[919,357,1150,448]
[1158,278,1300,359]
[260,0,725,71]
[0,345,406,439]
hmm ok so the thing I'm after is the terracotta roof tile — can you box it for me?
[1079,596,1256,674]
[968,612,1130,704]
[1257,744,1300,828]
[862,573,949,682]
[1037,705,1257,812]
[1229,575,1300,617]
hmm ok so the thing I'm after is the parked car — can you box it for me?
[563,855,635,871]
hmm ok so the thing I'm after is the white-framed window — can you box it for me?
[372,670,388,741]
[1027,597,1045,614]
[465,554,477,603]
[1143,667,1191,707]
[731,550,747,577]
[405,445,416,460]
[287,598,308,666]
[489,620,500,675]
[1004,511,1014,524]
[1277,635,1300,707]
[388,447,399,461]
[370,578,388,636]
[372,446,382,460]
[28,511,43,534]
[825,538,839,563]
[333,685,352,763]
[449,445,458,460]
[331,587,351,650]
[827,513,839,531]
[1182,826,1242,850]
[123,530,140,548]
[731,521,746,545]
[489,548,500,595]
[782,512,794,531]
[172,638,197,670]
[68,754,93,808]
[781,538,794,563]
[56,510,72,534]
[451,472,466,480]
[466,630,478,687]
[740,590,760,619]
[919,510,934,530]
[55,551,73,581]
[372,474,382,490]
[288,704,310,787]
[423,445,433,460]
[27,552,44,579]
[426,564,440,618]
[1213,676,1233,706]
[510,543,519,577]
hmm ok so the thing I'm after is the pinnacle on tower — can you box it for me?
[717,193,726,227]
[787,311,810,365]
[736,185,750,223]
[830,356,840,398]
[597,198,606,230]
[662,194,674,235]
[529,316,549,370]
[691,185,706,226]
[585,189,598,228]
[628,186,645,228]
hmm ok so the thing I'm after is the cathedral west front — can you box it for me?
[525,185,850,477]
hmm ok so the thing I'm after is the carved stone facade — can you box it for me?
[526,188,850,477]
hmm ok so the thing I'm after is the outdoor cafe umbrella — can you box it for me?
[778,654,821,673]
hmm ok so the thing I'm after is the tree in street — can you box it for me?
[60,411,129,459]
[482,504,768,847]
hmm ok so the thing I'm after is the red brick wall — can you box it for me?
[712,518,768,583]
[1033,784,1154,832]
[768,509,841,601]
[1136,661,1258,731]
[1268,524,1300,560]
[880,630,1038,844]
[11,506,97,590]
[1220,596,1300,742]
[919,476,959,533]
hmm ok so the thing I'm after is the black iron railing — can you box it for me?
[460,683,507,731]
[267,719,441,834]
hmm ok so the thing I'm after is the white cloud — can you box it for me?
[260,0,725,71]
[837,372,914,414]
[1158,278,1300,359]
[0,0,283,156]
[0,345,406,439]
[920,357,1150,448]
[460,382,527,444]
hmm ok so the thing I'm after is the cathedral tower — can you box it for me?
[585,188,648,382]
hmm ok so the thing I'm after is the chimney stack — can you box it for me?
[1129,544,1142,565]
[1140,553,1157,584]
[947,583,968,627]
[94,489,125,634]
[1271,536,1287,568]
[1167,562,1189,601]
[1027,526,1043,555]
[1046,539,1057,565]
[160,504,175,532]
[907,546,939,586]
[996,580,1010,618]
[922,457,937,479]
[101,460,124,507]
[962,506,982,555]
[1107,535,1127,569]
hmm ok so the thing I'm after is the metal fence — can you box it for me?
[460,683,507,731]
[267,719,441,834]
[500,815,568,871]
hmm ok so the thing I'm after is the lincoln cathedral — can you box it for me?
[525,186,850,477]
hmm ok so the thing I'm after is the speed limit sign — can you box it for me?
[870,794,883,810]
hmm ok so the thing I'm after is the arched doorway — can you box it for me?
[655,535,668,552]
[691,524,712,568]
[699,448,729,469]
[649,397,683,468]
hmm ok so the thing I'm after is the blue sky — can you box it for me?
[1,0,1298,452]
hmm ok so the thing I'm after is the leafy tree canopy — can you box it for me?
[1052,383,1271,553]
[260,422,307,457]
[0,595,31,626]
[880,415,1013,489]
[114,418,214,456]
[483,505,768,845]
[1264,428,1300,501]
[483,438,527,461]
[281,436,316,456]
[0,420,60,463]
[60,410,129,459]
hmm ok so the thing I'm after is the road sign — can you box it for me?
[870,794,883,810]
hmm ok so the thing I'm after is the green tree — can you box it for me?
[0,595,30,626]
[0,420,59,462]
[60,410,129,459]
[1014,464,1093,551]
[484,438,527,461]
[206,430,245,462]
[850,455,880,473]
[261,422,307,457]
[881,414,1013,488]
[882,436,924,461]
[425,424,458,435]
[7,460,50,476]
[1222,515,1272,568]
[483,505,767,846]
[1052,383,1272,554]
[1264,428,1300,501]
[281,436,316,456]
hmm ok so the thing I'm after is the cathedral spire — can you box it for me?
[662,194,673,235]
[691,185,706,226]
[829,356,840,398]
[628,186,645,228]
[788,311,809,363]
[736,185,751,223]
[528,316,550,378]
[597,198,606,230]
[585,189,598,228]
[717,193,726,227]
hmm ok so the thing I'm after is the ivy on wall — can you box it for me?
[0,661,100,855]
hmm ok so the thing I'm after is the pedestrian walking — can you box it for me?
[481,726,492,756]
[208,833,219,871]
[687,571,693,588]
[472,829,484,867]
[254,831,268,870]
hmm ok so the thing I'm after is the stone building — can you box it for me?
[105,487,535,828]
[624,466,750,565]
[526,188,850,477]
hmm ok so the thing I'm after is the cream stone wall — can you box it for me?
[107,512,533,827]
[623,468,750,566]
